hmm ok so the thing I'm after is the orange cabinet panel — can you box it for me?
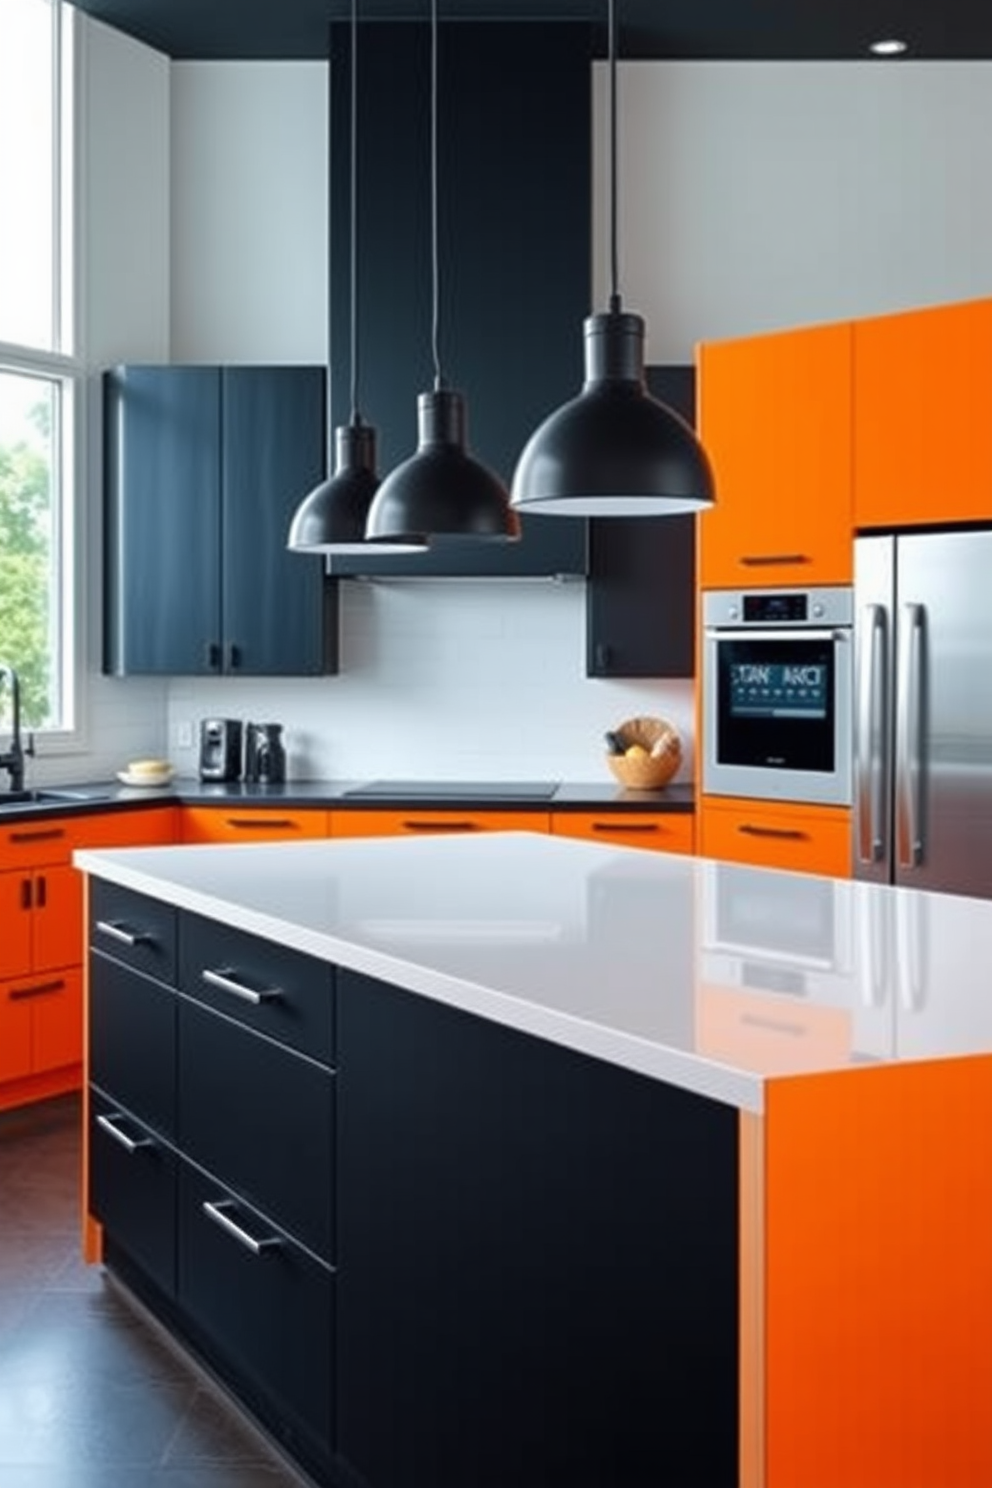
[30,967,83,1073]
[0,815,76,871]
[33,863,84,973]
[550,811,694,855]
[180,806,331,843]
[0,983,32,1083]
[697,321,853,589]
[77,804,178,848]
[0,870,33,980]
[699,796,851,878]
[854,298,992,529]
[331,809,549,838]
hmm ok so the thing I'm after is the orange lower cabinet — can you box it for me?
[330,809,550,838]
[0,968,83,1109]
[0,983,33,1084]
[551,811,694,854]
[0,870,34,980]
[699,796,851,877]
[20,967,82,1074]
[180,806,331,843]
[749,1059,992,1488]
[77,804,178,848]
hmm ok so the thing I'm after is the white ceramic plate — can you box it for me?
[116,768,174,788]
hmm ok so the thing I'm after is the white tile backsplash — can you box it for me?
[165,579,696,786]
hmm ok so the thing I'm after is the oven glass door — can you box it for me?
[715,634,838,774]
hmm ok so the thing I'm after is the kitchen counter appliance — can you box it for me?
[198,718,242,782]
[244,722,287,785]
[702,587,854,805]
[853,530,992,897]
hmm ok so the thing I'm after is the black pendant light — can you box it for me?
[288,1,425,554]
[363,0,520,545]
[510,0,716,518]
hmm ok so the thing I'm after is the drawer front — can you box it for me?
[0,815,77,870]
[331,808,550,838]
[90,953,177,1137]
[551,811,695,855]
[89,1088,177,1297]
[180,807,330,844]
[699,798,852,879]
[78,805,178,848]
[27,965,83,1073]
[90,879,178,984]
[178,1159,333,1455]
[178,998,334,1262]
[179,913,334,1063]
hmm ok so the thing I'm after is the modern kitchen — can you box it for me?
[3,2,992,1487]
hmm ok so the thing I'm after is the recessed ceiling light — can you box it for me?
[870,38,908,56]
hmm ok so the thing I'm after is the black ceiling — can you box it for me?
[64,0,992,62]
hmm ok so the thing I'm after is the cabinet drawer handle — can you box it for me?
[10,827,65,844]
[225,817,295,831]
[202,1199,282,1256]
[591,821,658,834]
[96,1113,153,1155]
[737,824,809,841]
[402,820,477,832]
[95,919,151,947]
[201,966,283,1005]
[9,977,65,1002]
[739,553,810,567]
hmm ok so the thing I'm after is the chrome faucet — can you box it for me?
[0,664,32,794]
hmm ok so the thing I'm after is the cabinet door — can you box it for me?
[29,967,83,1072]
[699,796,851,877]
[32,864,83,972]
[103,365,221,675]
[698,322,853,588]
[551,811,695,855]
[854,299,992,528]
[330,808,549,838]
[0,871,32,979]
[89,1089,177,1298]
[90,951,177,1138]
[586,367,696,679]
[0,982,32,1083]
[179,806,330,844]
[221,367,336,675]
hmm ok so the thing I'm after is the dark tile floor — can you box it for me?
[0,1093,312,1487]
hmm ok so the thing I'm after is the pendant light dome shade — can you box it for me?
[288,424,378,553]
[365,389,520,544]
[512,308,715,516]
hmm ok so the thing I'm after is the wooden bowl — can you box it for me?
[606,716,682,790]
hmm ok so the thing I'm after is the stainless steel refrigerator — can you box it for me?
[853,530,992,897]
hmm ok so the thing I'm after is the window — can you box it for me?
[0,0,77,738]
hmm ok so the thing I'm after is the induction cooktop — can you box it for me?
[342,781,559,801]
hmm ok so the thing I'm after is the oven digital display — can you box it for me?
[742,593,808,623]
[729,661,827,720]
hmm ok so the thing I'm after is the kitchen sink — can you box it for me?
[0,788,111,809]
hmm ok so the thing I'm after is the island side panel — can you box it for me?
[764,1056,992,1488]
[335,967,740,1488]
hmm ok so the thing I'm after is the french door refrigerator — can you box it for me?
[853,530,992,897]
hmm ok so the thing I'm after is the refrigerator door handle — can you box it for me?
[856,604,888,864]
[896,603,925,870]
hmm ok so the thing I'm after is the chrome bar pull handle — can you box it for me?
[201,967,282,1005]
[202,1200,282,1256]
[95,919,149,947]
[96,1113,152,1155]
[856,604,887,864]
[896,604,925,870]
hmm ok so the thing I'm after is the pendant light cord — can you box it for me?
[608,0,621,315]
[430,0,444,390]
[348,0,362,425]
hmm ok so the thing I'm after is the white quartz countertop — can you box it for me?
[74,832,992,1113]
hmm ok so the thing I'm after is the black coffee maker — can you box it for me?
[244,722,286,785]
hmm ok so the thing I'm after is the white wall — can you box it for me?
[74,45,992,785]
[598,61,992,359]
[37,14,172,789]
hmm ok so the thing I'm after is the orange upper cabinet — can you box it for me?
[854,298,992,528]
[697,321,854,589]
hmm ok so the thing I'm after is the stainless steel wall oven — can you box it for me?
[702,587,853,806]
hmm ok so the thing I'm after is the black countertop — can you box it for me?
[0,778,695,824]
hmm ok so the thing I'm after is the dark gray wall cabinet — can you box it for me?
[103,364,339,676]
[325,21,591,579]
[585,366,698,679]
